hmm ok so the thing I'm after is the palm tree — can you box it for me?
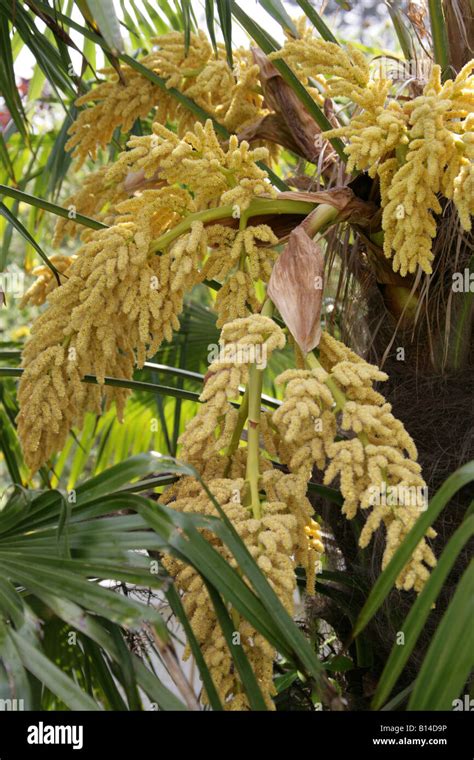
[0,0,472,711]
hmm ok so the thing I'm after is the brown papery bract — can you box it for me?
[268,225,324,353]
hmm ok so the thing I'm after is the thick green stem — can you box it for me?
[245,362,264,519]
[305,351,345,409]
[224,216,251,469]
[150,198,317,253]
[242,299,274,519]
[224,390,249,463]
[304,203,340,238]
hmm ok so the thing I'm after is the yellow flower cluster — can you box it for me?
[66,31,266,167]
[116,184,197,242]
[276,31,473,274]
[16,17,447,710]
[277,18,327,106]
[382,65,474,274]
[262,467,322,592]
[271,38,369,96]
[20,255,74,308]
[326,82,408,178]
[159,312,325,708]
[203,224,278,326]
[305,518,324,554]
[18,208,204,472]
[54,117,274,277]
[183,46,264,134]
[66,59,163,168]
[20,115,278,473]
[18,223,142,471]
[273,367,336,477]
[452,141,474,230]
[322,349,436,594]
[162,455,323,710]
[146,29,215,89]
[214,271,260,327]
[201,224,238,280]
[162,475,298,710]
[274,37,408,178]
[52,166,129,246]
[179,314,285,466]
[446,114,474,231]
[106,118,272,211]
[273,332,435,593]
[273,39,398,169]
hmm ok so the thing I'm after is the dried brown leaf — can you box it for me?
[251,47,338,171]
[268,225,325,353]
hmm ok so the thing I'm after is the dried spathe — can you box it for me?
[268,225,324,353]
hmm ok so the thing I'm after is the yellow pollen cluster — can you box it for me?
[202,224,240,280]
[66,60,163,168]
[447,114,474,231]
[273,367,336,476]
[304,518,324,554]
[116,185,197,243]
[276,30,474,274]
[106,118,273,211]
[20,108,277,474]
[326,82,408,177]
[66,31,267,167]
[319,331,388,405]
[20,255,75,308]
[273,332,436,593]
[16,19,448,705]
[271,38,369,96]
[52,166,128,246]
[157,306,328,709]
[162,475,299,710]
[178,314,285,465]
[382,67,465,274]
[203,224,278,326]
[261,467,323,592]
[142,33,265,135]
[214,271,260,327]
[18,208,204,472]
[162,457,324,709]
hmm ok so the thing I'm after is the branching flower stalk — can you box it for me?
[273,338,435,592]
[150,197,317,254]
[306,350,351,414]
[242,300,274,520]
[244,361,264,519]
